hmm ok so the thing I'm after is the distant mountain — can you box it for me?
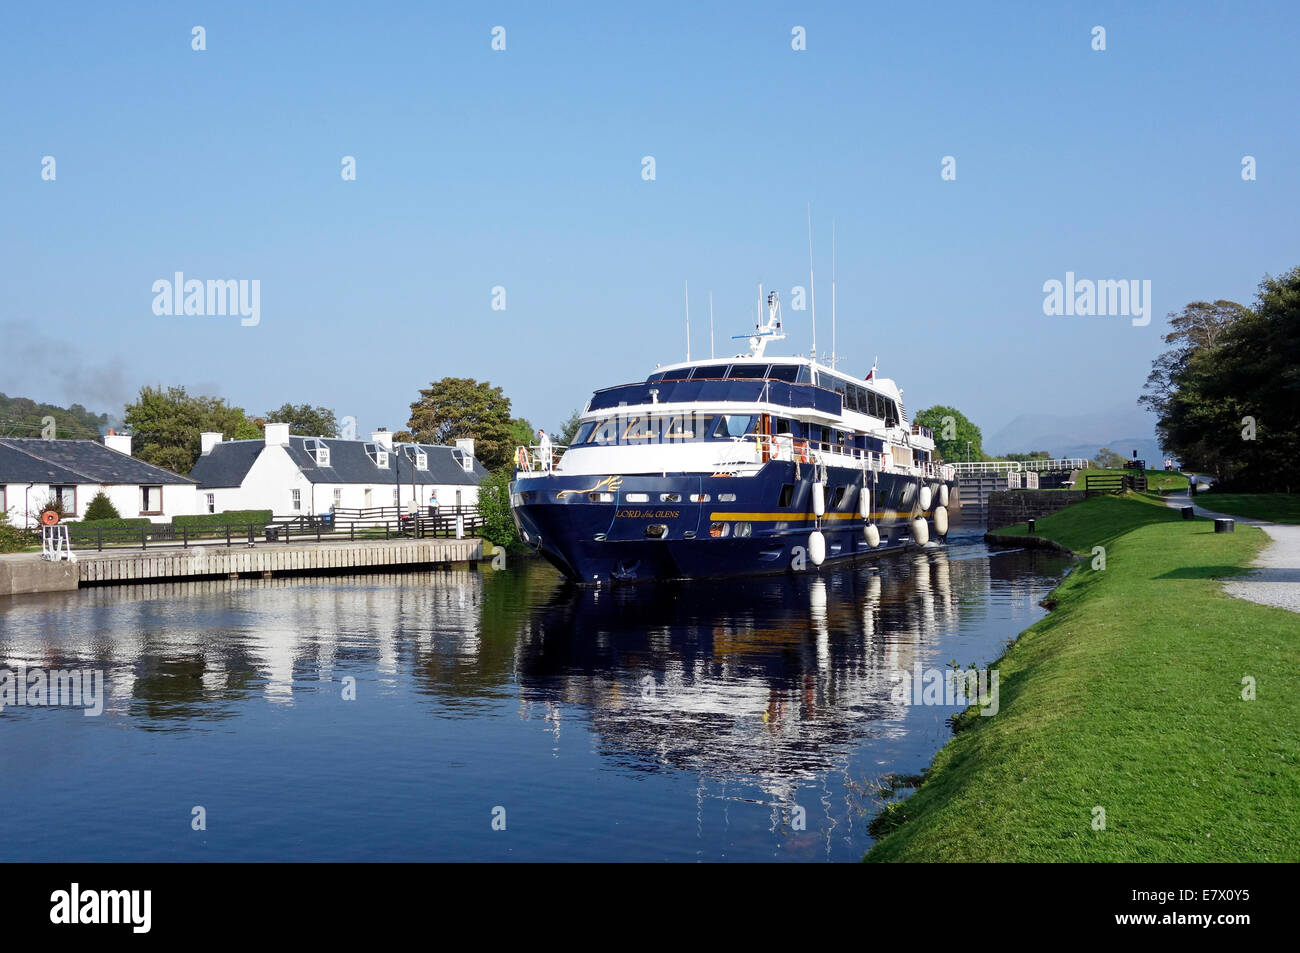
[985,404,1166,464]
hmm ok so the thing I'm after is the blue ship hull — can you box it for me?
[511,461,956,584]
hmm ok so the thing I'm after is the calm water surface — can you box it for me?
[0,530,1069,861]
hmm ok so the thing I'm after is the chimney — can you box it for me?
[455,438,475,459]
[200,432,223,455]
[371,429,393,452]
[103,430,132,456]
[264,422,290,446]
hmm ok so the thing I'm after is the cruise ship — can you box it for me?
[510,293,957,583]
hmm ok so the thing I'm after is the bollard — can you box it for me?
[1214,518,1235,533]
[1180,506,1194,520]
[1027,518,1036,534]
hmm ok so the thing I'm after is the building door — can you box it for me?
[364,487,372,508]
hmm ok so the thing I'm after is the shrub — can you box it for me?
[477,467,522,550]
[83,491,121,521]
[0,511,29,553]
[173,510,273,528]
[66,518,151,535]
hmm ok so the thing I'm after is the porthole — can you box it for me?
[644,524,668,539]
[734,522,752,538]
[709,522,730,538]
[625,492,650,503]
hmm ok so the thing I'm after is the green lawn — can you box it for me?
[1074,467,1188,494]
[1197,492,1300,525]
[865,492,1299,862]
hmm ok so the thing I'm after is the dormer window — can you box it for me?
[415,451,428,471]
[304,438,330,467]
[452,449,473,473]
[365,443,389,468]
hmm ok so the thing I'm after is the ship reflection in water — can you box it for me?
[0,530,1069,862]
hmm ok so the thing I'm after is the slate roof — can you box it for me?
[188,437,489,489]
[0,438,194,485]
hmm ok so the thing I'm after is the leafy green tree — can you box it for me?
[914,405,983,462]
[557,409,583,446]
[83,491,121,521]
[508,417,535,450]
[265,403,338,437]
[407,378,516,470]
[1004,450,1050,462]
[124,385,261,475]
[476,466,521,550]
[1142,270,1300,489]
[1093,447,1127,469]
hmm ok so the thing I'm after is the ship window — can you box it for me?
[718,493,737,502]
[589,419,620,444]
[623,417,658,441]
[714,415,754,439]
[573,422,596,445]
[865,391,881,417]
[796,365,813,383]
[625,493,650,503]
[884,400,900,427]
[778,484,794,507]
[645,371,666,383]
[689,493,710,502]
[709,522,730,538]
[727,364,769,379]
[664,414,713,439]
[660,493,681,503]
[690,364,730,380]
[774,417,792,434]
[830,486,846,508]
[767,364,799,382]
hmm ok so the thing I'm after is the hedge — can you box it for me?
[173,510,273,529]
[67,518,151,533]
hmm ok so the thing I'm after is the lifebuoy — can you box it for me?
[793,439,810,463]
[515,446,530,470]
[41,510,60,526]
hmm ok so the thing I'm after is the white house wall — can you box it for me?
[2,481,196,527]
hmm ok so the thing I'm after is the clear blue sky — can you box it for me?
[3,1,1297,446]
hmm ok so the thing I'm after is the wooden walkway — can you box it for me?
[75,537,485,586]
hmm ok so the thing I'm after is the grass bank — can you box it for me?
[865,491,1299,861]
[1197,492,1300,524]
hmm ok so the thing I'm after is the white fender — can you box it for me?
[812,482,826,517]
[864,523,881,547]
[939,484,949,507]
[912,517,930,546]
[934,505,949,536]
[858,485,871,519]
[919,484,932,511]
[808,530,826,566]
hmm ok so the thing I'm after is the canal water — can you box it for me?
[0,531,1070,862]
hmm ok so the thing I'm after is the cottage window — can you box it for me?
[415,452,428,471]
[206,493,215,514]
[291,489,301,511]
[140,485,163,515]
[333,488,342,507]
[51,485,77,514]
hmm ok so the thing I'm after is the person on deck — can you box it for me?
[537,429,553,472]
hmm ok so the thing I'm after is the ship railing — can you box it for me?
[514,443,569,475]
[737,434,952,478]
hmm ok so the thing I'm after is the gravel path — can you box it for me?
[1165,491,1300,613]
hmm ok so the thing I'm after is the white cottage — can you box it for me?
[0,433,198,528]
[188,424,488,517]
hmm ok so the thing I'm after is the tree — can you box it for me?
[476,466,521,550]
[1004,450,1050,462]
[1140,300,1249,419]
[407,378,516,470]
[83,491,121,521]
[124,385,261,475]
[508,417,535,450]
[557,409,583,447]
[265,403,338,437]
[914,405,983,462]
[1093,447,1127,469]
[1141,270,1300,489]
